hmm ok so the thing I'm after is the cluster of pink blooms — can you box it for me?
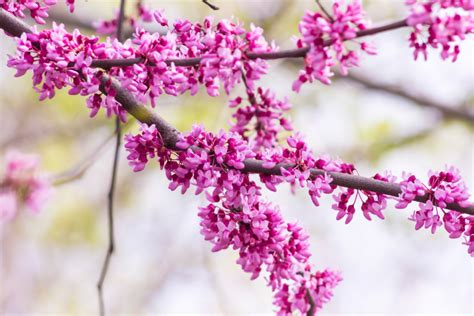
[124,123,341,314]
[256,133,395,226]
[7,11,275,117]
[127,16,274,101]
[0,0,74,24]
[406,0,474,61]
[229,87,293,151]
[293,0,376,91]
[0,151,51,220]
[396,167,473,256]
[7,22,131,121]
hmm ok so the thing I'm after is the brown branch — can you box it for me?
[202,0,219,10]
[305,288,316,316]
[0,9,472,216]
[97,1,126,315]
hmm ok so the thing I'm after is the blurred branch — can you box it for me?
[345,120,443,163]
[47,10,98,32]
[341,73,474,123]
[47,9,162,39]
[97,1,127,315]
[51,131,116,186]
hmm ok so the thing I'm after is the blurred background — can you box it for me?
[1,0,473,315]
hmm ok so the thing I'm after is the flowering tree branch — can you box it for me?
[87,19,408,69]
[0,8,472,218]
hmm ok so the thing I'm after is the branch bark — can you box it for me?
[0,8,473,216]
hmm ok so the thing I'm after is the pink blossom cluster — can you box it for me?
[126,16,275,103]
[406,0,474,61]
[0,151,51,220]
[229,87,293,151]
[275,267,342,314]
[395,167,473,256]
[258,133,395,225]
[7,23,129,121]
[293,0,376,91]
[0,0,74,24]
[124,123,340,314]
[7,13,275,116]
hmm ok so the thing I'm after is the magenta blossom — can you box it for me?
[396,166,473,256]
[293,0,376,90]
[0,0,74,24]
[406,0,474,61]
[125,124,341,314]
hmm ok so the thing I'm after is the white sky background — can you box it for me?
[0,0,473,315]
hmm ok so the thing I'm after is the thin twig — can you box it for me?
[306,288,316,316]
[0,9,472,216]
[97,0,127,315]
[51,132,116,186]
[97,117,121,316]
[116,0,127,43]
[202,0,219,10]
[316,0,334,22]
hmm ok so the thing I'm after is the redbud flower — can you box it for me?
[406,0,474,61]
[293,0,375,90]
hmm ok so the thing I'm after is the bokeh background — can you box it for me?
[1,0,473,314]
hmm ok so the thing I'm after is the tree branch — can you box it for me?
[87,19,408,69]
[202,0,219,10]
[0,9,472,216]
[97,1,126,315]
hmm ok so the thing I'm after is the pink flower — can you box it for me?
[293,0,374,90]
[230,87,292,152]
[406,0,474,61]
[397,166,473,255]
[8,13,275,117]
[126,123,341,313]
[0,0,74,24]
